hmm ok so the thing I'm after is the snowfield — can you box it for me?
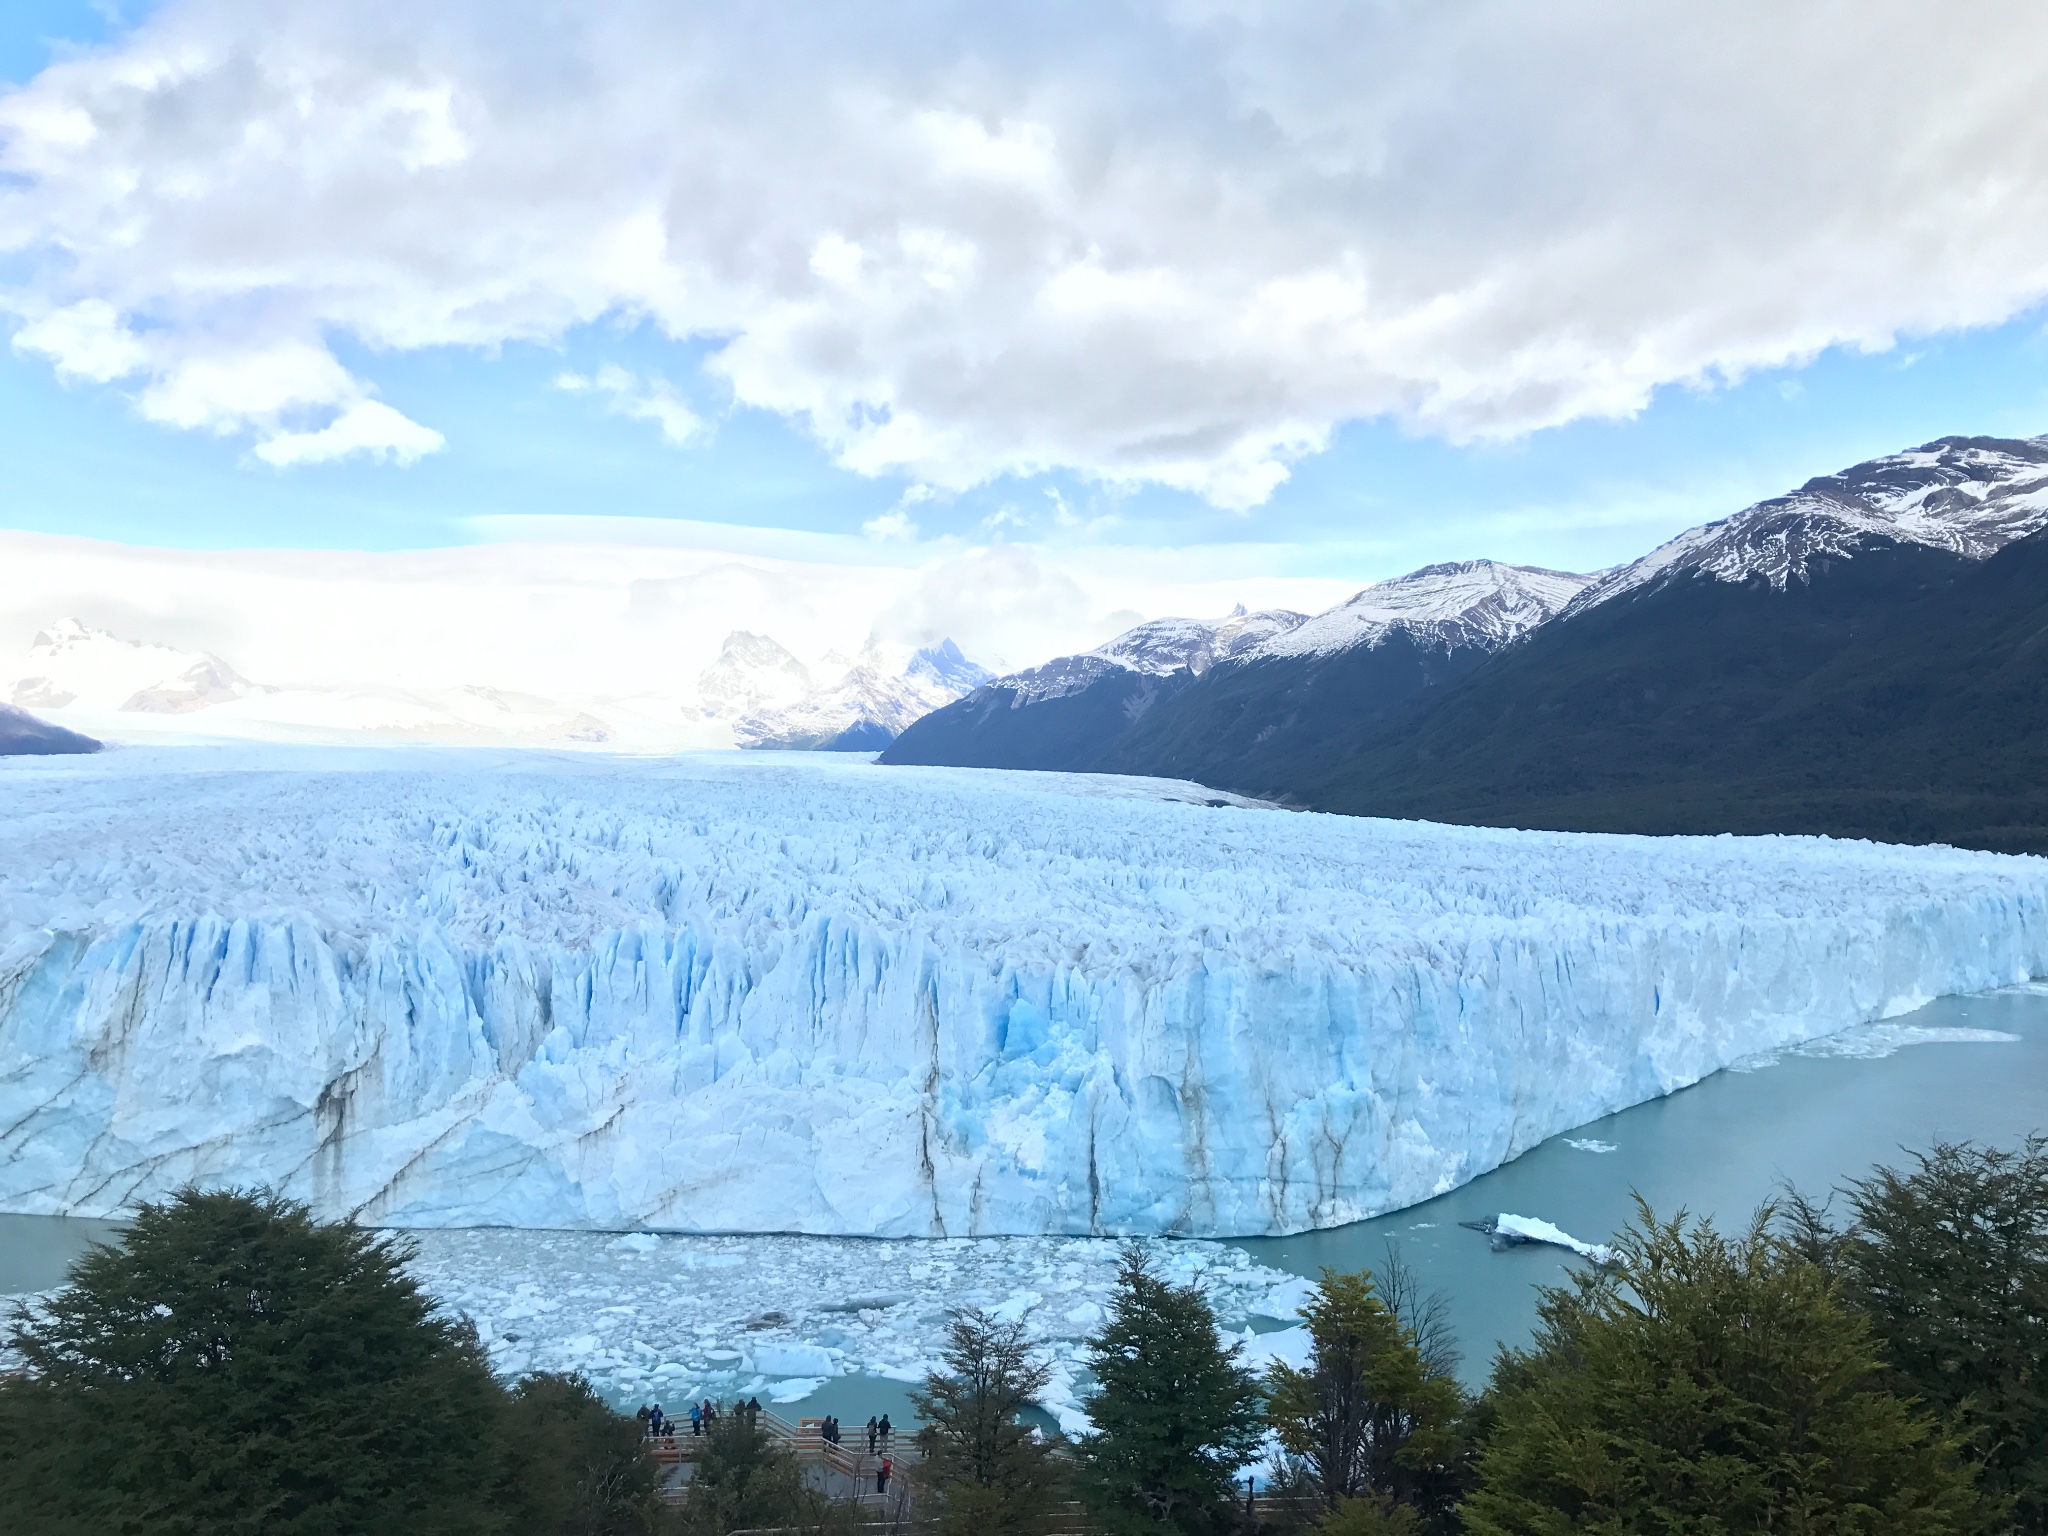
[3,745,2046,1237]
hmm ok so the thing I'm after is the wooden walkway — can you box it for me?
[647,1414,1315,1532]
[648,1407,921,1511]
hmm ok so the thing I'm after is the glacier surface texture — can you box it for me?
[3,745,2046,1237]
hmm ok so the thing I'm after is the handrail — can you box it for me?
[645,1405,918,1475]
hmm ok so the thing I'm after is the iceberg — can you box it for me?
[3,744,2046,1237]
[1466,1213,1617,1265]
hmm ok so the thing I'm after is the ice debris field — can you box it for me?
[4,744,2048,1240]
[402,1228,1316,1432]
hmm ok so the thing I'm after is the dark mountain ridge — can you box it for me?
[884,433,2048,852]
[882,562,1587,779]
[0,702,102,756]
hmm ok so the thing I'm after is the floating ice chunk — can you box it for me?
[820,1293,912,1313]
[1253,1277,1319,1322]
[875,1360,942,1383]
[1733,1023,2022,1071]
[1036,1363,1094,1438]
[1474,1214,1616,1266]
[990,1290,1041,1324]
[768,1377,827,1403]
[1564,1138,1619,1154]
[1238,1326,1314,1373]
[612,1233,662,1253]
[751,1343,835,1377]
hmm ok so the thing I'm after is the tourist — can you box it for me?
[865,1415,878,1454]
[878,1412,892,1444]
[747,1395,762,1420]
[690,1402,702,1436]
[650,1403,665,1436]
[635,1404,650,1436]
[877,1456,892,1495]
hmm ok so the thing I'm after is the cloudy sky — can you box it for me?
[5,0,2048,619]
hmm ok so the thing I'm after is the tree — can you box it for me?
[1075,1246,1266,1534]
[1264,1263,1464,1530]
[911,1308,1063,1534]
[500,1372,661,1535]
[674,1407,807,1535]
[1817,1138,2048,1533]
[0,1186,509,1536]
[1463,1202,1990,1536]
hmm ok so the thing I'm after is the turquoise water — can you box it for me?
[1232,987,2048,1385]
[4,988,2043,1407]
[0,1213,122,1295]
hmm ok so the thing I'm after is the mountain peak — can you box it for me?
[735,634,994,750]
[697,630,813,718]
[12,619,254,714]
[1568,433,2048,615]
[1245,559,1591,661]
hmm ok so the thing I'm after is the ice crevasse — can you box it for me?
[2,746,2045,1238]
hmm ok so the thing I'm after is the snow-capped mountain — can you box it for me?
[11,618,260,714]
[0,616,989,752]
[696,631,816,719]
[1096,607,1310,675]
[740,639,994,749]
[887,434,2048,852]
[1252,561,1591,658]
[2,620,620,746]
[1003,606,1309,708]
[882,560,1587,777]
[1264,433,2048,851]
[1566,435,2048,614]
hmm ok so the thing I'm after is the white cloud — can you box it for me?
[555,364,703,446]
[252,400,446,467]
[11,299,148,382]
[138,342,361,433]
[4,2,2048,505]
[861,508,920,541]
[0,524,1365,721]
[862,483,935,539]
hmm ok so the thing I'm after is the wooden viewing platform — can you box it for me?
[646,1410,1310,1532]
[648,1407,922,1511]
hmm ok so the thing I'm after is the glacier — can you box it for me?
[3,744,2046,1237]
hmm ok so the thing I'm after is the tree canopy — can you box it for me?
[1463,1202,1990,1536]
[1266,1263,1466,1532]
[1789,1137,2048,1534]
[0,1186,657,1536]
[912,1307,1064,1534]
[1075,1246,1266,1534]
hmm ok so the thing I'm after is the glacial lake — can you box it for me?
[4,985,2045,1411]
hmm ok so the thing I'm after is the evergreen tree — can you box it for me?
[0,1186,508,1536]
[1075,1247,1266,1535]
[499,1372,661,1535]
[674,1407,806,1535]
[1264,1265,1464,1529]
[1464,1202,1990,1536]
[1827,1138,2048,1534]
[911,1307,1063,1534]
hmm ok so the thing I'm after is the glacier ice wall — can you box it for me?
[3,745,2045,1237]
